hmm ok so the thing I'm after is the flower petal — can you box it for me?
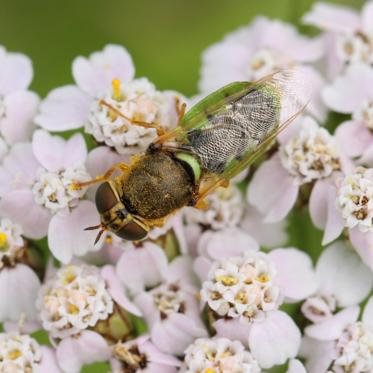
[269,248,317,302]
[214,318,251,345]
[72,44,135,96]
[1,91,39,145]
[48,201,102,263]
[0,189,50,239]
[349,227,373,271]
[309,179,329,230]
[36,346,62,373]
[247,155,298,223]
[249,310,301,369]
[286,359,306,373]
[0,51,33,94]
[316,241,373,307]
[56,331,110,373]
[305,306,359,340]
[362,1,373,35]
[35,85,91,131]
[362,296,373,330]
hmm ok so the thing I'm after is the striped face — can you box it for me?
[95,182,149,241]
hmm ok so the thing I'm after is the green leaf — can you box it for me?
[81,362,111,373]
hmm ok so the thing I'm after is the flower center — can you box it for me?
[184,338,260,373]
[152,284,185,319]
[37,265,114,338]
[184,185,244,230]
[0,219,24,268]
[301,293,337,323]
[338,167,373,233]
[113,343,147,372]
[86,77,173,155]
[32,166,90,213]
[337,32,372,65]
[333,322,373,372]
[280,124,340,184]
[353,100,373,130]
[201,252,280,322]
[246,49,281,80]
[0,333,42,371]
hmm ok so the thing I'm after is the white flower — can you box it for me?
[184,184,244,230]
[183,338,261,373]
[0,333,41,372]
[37,264,114,339]
[201,252,280,321]
[336,33,373,65]
[280,123,340,185]
[0,218,24,268]
[337,167,373,232]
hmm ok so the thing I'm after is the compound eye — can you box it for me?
[116,221,148,241]
[95,182,118,213]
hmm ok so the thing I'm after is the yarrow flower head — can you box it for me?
[37,264,114,339]
[337,167,373,233]
[0,218,24,268]
[201,251,280,322]
[183,338,260,373]
[0,333,41,372]
[280,123,340,185]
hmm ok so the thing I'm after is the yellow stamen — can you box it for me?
[67,303,79,314]
[205,369,215,373]
[257,273,270,283]
[216,275,238,286]
[0,232,8,251]
[63,267,76,284]
[7,349,22,360]
[112,79,122,101]
[105,235,113,244]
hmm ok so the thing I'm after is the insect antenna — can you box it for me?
[83,223,107,245]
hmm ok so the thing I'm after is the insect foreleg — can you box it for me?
[70,162,130,190]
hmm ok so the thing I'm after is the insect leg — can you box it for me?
[99,100,166,136]
[193,177,230,209]
[70,162,130,190]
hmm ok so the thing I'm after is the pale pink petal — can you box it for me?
[269,248,317,302]
[1,91,39,144]
[36,346,62,373]
[300,337,335,373]
[305,306,359,340]
[116,242,168,295]
[193,256,212,283]
[134,292,159,328]
[63,133,87,168]
[35,85,91,131]
[303,2,360,32]
[362,296,373,330]
[101,265,142,316]
[0,51,33,94]
[359,143,373,166]
[48,201,102,263]
[0,190,50,239]
[322,64,373,113]
[3,320,40,334]
[214,318,251,345]
[151,313,207,356]
[349,227,373,271]
[322,184,344,245]
[0,143,39,195]
[316,241,373,307]
[72,44,135,96]
[309,179,329,230]
[166,256,199,287]
[199,43,251,93]
[247,155,298,223]
[286,359,306,373]
[139,338,181,367]
[241,204,287,248]
[362,1,373,35]
[56,331,110,373]
[183,223,202,257]
[198,228,258,259]
[335,120,372,158]
[0,264,40,322]
[249,310,301,369]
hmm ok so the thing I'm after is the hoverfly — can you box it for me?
[73,70,306,243]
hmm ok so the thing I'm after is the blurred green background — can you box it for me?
[0,0,366,98]
[0,0,365,372]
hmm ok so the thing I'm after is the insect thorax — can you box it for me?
[121,151,196,220]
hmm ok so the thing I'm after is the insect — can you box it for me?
[73,70,306,243]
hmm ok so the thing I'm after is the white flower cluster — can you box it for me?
[338,168,373,232]
[280,124,340,185]
[152,284,185,317]
[333,322,373,372]
[337,33,373,65]
[201,252,280,321]
[184,338,261,373]
[87,77,177,155]
[0,333,41,373]
[0,218,24,267]
[353,100,373,130]
[37,264,114,338]
[32,166,90,212]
